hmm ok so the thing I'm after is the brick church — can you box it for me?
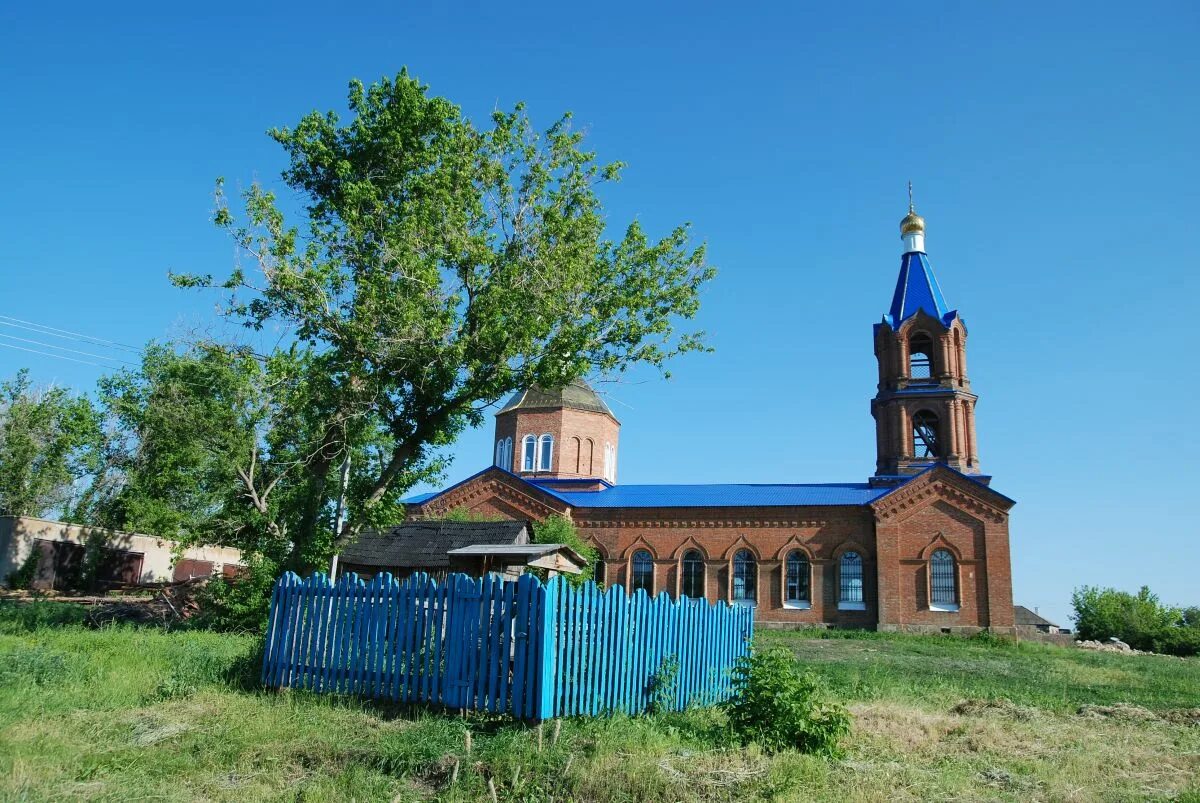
[409,201,1016,633]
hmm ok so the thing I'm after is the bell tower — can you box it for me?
[871,189,981,483]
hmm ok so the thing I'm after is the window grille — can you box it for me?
[681,550,705,599]
[732,549,756,602]
[631,550,653,593]
[840,552,863,603]
[930,549,956,606]
[785,551,810,602]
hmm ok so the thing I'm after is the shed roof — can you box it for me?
[339,520,529,569]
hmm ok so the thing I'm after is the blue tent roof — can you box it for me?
[883,251,958,329]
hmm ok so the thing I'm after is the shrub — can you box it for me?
[723,646,850,756]
[647,654,680,714]
[192,554,278,633]
[1071,585,1179,650]
[7,550,41,590]
[1150,627,1200,658]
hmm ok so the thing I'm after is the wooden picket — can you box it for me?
[261,571,754,720]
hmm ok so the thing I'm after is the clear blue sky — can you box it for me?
[2,2,1197,626]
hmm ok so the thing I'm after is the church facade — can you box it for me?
[408,204,1016,633]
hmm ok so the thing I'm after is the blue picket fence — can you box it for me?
[261,571,754,720]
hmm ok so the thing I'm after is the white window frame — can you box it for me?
[522,435,536,472]
[538,433,554,472]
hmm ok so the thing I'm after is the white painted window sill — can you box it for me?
[930,604,961,612]
[783,601,812,610]
[838,601,866,611]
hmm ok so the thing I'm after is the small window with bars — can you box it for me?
[681,550,705,599]
[839,551,864,608]
[930,549,958,609]
[785,551,811,606]
[631,550,653,593]
[732,549,756,605]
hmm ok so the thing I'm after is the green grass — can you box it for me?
[1,600,1198,801]
[759,628,1200,712]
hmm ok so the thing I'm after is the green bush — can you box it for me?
[532,514,599,587]
[1150,627,1200,658]
[723,646,850,756]
[7,550,42,590]
[1071,585,1199,656]
[192,554,279,633]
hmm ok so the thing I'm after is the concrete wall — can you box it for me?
[0,515,244,587]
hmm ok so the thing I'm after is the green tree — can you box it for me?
[532,514,598,586]
[174,71,713,568]
[1071,585,1180,648]
[88,343,443,570]
[0,369,101,518]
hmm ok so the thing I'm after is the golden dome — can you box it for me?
[900,209,925,236]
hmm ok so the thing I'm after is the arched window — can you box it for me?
[909,332,934,381]
[585,439,595,475]
[522,435,536,472]
[504,437,513,470]
[539,434,554,471]
[495,439,504,467]
[571,436,581,474]
[912,410,940,458]
[593,559,606,586]
[732,549,756,605]
[603,442,616,481]
[681,549,705,599]
[930,549,958,610]
[785,551,811,607]
[631,550,654,593]
[839,551,864,610]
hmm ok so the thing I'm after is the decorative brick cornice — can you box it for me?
[871,471,1009,525]
[416,472,568,520]
[574,514,843,529]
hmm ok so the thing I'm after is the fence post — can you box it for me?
[535,574,560,720]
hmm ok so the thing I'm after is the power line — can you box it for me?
[0,314,144,354]
[0,332,140,366]
[0,340,126,369]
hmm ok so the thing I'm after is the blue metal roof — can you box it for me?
[883,251,959,329]
[536,482,892,508]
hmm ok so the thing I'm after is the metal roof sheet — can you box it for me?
[339,520,530,568]
[537,482,892,508]
[883,251,959,329]
[496,378,616,419]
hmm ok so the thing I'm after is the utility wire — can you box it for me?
[0,314,144,354]
[0,340,126,369]
[0,332,140,367]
